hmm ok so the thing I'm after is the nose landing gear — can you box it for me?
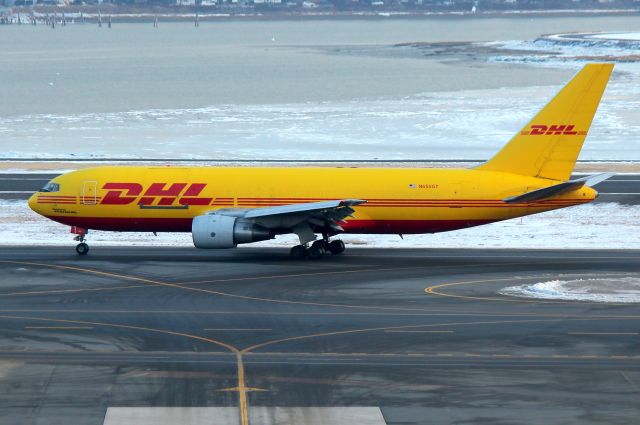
[75,242,89,255]
[71,226,89,256]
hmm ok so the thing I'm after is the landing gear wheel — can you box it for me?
[307,244,324,260]
[311,240,328,251]
[328,239,346,255]
[76,242,89,256]
[290,245,307,260]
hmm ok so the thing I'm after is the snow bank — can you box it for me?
[499,277,640,303]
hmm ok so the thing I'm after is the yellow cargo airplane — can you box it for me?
[29,63,614,259]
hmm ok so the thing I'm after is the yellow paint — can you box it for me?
[478,63,614,181]
[236,353,250,425]
[27,64,613,237]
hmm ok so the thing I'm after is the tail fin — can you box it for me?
[476,63,613,181]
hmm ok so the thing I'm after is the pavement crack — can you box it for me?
[620,371,640,393]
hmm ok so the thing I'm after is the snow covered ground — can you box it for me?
[2,200,639,249]
[500,277,640,303]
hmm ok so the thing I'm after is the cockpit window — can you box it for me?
[40,182,60,193]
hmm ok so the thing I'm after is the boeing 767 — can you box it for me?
[29,63,614,259]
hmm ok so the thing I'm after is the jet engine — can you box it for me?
[192,214,273,249]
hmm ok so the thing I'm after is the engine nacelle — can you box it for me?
[192,214,272,249]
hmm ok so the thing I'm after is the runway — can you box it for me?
[2,172,640,204]
[0,247,639,424]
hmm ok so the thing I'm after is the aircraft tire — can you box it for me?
[76,243,89,256]
[307,245,324,260]
[290,245,307,260]
[328,240,346,255]
[311,240,328,250]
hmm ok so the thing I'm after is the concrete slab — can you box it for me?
[103,407,386,425]
[250,407,386,425]
[103,407,238,425]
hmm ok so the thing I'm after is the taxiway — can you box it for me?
[0,247,639,424]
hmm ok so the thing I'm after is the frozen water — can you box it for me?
[1,80,639,162]
[591,33,640,41]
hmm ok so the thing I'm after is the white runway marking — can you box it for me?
[384,330,454,333]
[103,407,387,425]
[204,328,273,331]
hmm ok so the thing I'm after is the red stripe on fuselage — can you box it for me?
[38,201,76,204]
[42,215,494,234]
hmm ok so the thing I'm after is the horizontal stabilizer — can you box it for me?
[504,173,614,203]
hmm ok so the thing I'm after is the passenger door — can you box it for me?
[82,181,98,205]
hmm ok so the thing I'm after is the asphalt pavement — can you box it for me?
[0,247,639,424]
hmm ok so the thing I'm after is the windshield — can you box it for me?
[39,182,60,193]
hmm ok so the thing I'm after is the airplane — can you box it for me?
[29,63,614,260]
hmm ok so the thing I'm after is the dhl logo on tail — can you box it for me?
[519,124,587,136]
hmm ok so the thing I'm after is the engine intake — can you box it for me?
[192,214,272,249]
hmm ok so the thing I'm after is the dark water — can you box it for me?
[1,16,638,116]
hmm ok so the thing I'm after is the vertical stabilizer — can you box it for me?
[476,63,613,181]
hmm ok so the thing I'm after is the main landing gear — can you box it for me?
[290,238,346,260]
[71,226,89,256]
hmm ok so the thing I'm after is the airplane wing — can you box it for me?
[216,199,366,244]
[244,199,365,220]
[504,173,613,204]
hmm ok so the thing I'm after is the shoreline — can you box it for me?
[2,9,639,23]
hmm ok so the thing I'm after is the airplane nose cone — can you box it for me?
[28,193,39,213]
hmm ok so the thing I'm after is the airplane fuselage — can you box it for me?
[29,166,596,235]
